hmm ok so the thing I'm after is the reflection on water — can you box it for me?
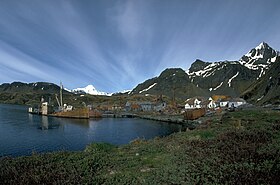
[41,116,49,130]
[0,104,181,157]
[28,113,34,122]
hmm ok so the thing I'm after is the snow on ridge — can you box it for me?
[112,89,132,95]
[187,62,222,77]
[139,83,157,94]
[245,53,264,60]
[64,87,71,92]
[239,58,272,71]
[119,90,131,94]
[239,58,261,70]
[228,72,239,87]
[244,42,269,60]
[255,42,267,50]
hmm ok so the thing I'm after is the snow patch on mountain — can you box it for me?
[228,72,239,87]
[209,81,224,92]
[258,68,265,79]
[139,83,157,93]
[213,82,223,91]
[72,85,112,96]
[257,95,264,102]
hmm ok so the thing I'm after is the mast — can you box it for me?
[55,94,61,108]
[60,81,63,109]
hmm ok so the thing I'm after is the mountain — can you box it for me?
[130,68,209,99]
[0,82,68,94]
[0,82,71,105]
[242,56,280,105]
[72,85,112,96]
[130,42,280,102]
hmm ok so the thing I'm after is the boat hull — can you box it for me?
[51,108,89,119]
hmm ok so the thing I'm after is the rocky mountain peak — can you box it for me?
[188,59,210,73]
[245,42,272,57]
[238,42,279,74]
[241,42,279,64]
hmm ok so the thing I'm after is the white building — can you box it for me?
[228,98,247,108]
[185,98,203,109]
[220,101,229,107]
[207,99,216,109]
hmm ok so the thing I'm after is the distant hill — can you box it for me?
[0,82,67,94]
[0,82,71,105]
[130,42,280,104]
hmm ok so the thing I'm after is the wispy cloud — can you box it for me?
[0,40,58,82]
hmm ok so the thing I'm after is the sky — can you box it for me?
[0,0,280,93]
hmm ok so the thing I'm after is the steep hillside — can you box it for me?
[130,68,209,100]
[187,60,258,97]
[242,56,280,105]
[189,42,279,97]
[130,42,279,101]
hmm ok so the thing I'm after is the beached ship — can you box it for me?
[29,82,90,119]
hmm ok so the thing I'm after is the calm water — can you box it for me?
[0,104,181,157]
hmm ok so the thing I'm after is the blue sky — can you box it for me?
[0,0,280,92]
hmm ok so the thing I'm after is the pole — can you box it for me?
[60,81,63,110]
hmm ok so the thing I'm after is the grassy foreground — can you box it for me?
[1,109,280,184]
